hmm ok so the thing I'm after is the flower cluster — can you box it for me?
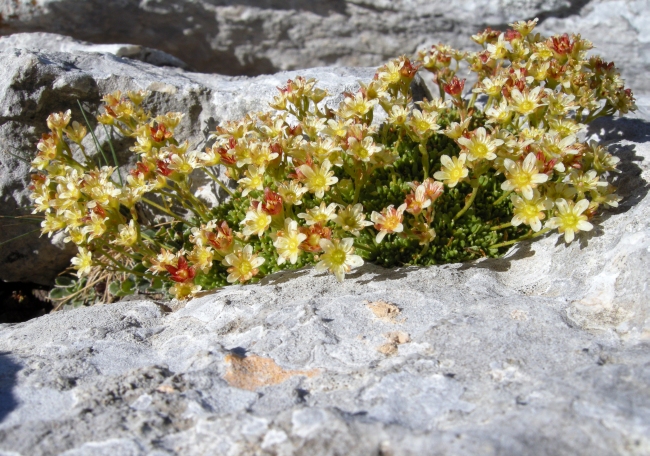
[30,19,634,302]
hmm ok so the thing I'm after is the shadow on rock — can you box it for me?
[0,352,21,423]
[348,263,415,284]
[588,116,650,218]
[457,241,536,273]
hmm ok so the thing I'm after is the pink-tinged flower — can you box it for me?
[421,178,444,202]
[371,204,407,243]
[261,188,283,215]
[299,223,332,253]
[405,185,431,215]
[207,221,234,253]
[443,77,465,97]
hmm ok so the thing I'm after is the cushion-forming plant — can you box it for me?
[29,19,636,303]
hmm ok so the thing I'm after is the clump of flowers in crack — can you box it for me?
[29,19,636,303]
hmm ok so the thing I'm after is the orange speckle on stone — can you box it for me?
[223,354,319,391]
[365,300,401,323]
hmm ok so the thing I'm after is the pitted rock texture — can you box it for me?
[0,47,377,284]
[0,107,648,454]
[2,0,647,87]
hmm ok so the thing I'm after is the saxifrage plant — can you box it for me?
[28,19,636,304]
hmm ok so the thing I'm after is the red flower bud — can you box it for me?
[443,77,466,97]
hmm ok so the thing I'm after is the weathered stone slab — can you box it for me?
[3,0,647,91]
[0,103,647,454]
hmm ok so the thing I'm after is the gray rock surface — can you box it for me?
[2,0,643,81]
[0,32,190,69]
[0,47,375,284]
[0,102,648,455]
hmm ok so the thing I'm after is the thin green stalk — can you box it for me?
[419,142,430,179]
[490,222,512,231]
[106,242,140,261]
[454,186,479,220]
[0,229,41,246]
[141,232,175,253]
[141,197,188,224]
[493,190,512,206]
[0,222,44,228]
[168,187,206,219]
[97,247,156,279]
[52,274,108,310]
[353,242,373,253]
[466,92,478,110]
[203,167,236,198]
[353,179,362,204]
[0,215,43,221]
[416,242,430,260]
[103,125,123,185]
[75,143,97,167]
[6,150,31,164]
[489,227,551,249]
[77,100,109,167]
[170,180,209,220]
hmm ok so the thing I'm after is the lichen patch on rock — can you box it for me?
[377,331,411,355]
[366,300,402,323]
[223,353,318,391]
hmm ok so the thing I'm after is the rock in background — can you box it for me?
[0,105,648,453]
[0,0,648,90]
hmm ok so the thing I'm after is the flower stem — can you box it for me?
[489,227,551,249]
[493,190,512,206]
[418,142,430,179]
[454,185,479,220]
[204,167,236,199]
[490,222,512,231]
[141,197,188,224]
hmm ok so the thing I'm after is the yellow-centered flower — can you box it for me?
[315,238,364,282]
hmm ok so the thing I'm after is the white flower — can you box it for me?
[240,204,272,237]
[433,153,469,188]
[546,198,593,243]
[315,238,364,282]
[501,152,548,200]
[274,219,307,265]
[298,202,338,226]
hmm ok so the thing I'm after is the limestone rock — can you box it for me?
[0,32,190,69]
[0,0,607,76]
[0,102,647,455]
[0,47,375,284]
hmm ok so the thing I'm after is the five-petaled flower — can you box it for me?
[315,238,364,282]
[222,245,266,283]
[546,198,593,243]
